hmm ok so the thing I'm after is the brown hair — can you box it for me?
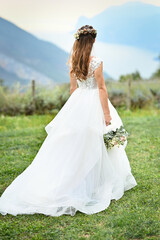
[68,25,97,81]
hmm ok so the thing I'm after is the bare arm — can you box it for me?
[95,62,111,125]
[69,69,77,95]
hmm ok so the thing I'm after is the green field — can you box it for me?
[0,110,160,240]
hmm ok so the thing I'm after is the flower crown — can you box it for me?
[74,28,97,40]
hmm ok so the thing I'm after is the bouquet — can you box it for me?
[103,125,128,149]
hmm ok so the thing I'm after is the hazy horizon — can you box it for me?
[0,0,159,79]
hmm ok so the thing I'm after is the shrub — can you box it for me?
[109,89,127,107]
[0,80,160,115]
[0,83,70,116]
[150,89,160,109]
[131,90,151,109]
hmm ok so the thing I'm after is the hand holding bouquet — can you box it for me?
[103,125,128,149]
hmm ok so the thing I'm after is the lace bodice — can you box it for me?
[71,56,102,90]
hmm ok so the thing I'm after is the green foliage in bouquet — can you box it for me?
[103,125,128,149]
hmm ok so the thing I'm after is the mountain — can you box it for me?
[0,66,29,86]
[0,52,55,86]
[74,2,160,52]
[0,17,69,86]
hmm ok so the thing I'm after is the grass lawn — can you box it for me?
[0,109,159,240]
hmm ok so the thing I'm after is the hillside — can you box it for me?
[0,17,69,85]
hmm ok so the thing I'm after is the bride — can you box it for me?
[0,25,137,217]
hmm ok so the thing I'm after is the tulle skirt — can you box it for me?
[0,87,137,216]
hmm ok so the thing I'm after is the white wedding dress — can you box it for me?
[0,56,137,217]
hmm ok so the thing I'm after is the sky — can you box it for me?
[0,0,159,79]
[0,0,160,33]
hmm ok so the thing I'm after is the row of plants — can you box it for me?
[0,80,160,116]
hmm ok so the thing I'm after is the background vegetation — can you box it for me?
[0,68,160,116]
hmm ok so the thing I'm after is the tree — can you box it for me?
[0,79,8,91]
[152,68,160,79]
[151,54,160,80]
[0,79,4,86]
[119,71,142,82]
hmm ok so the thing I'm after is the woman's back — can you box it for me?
[72,56,103,89]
